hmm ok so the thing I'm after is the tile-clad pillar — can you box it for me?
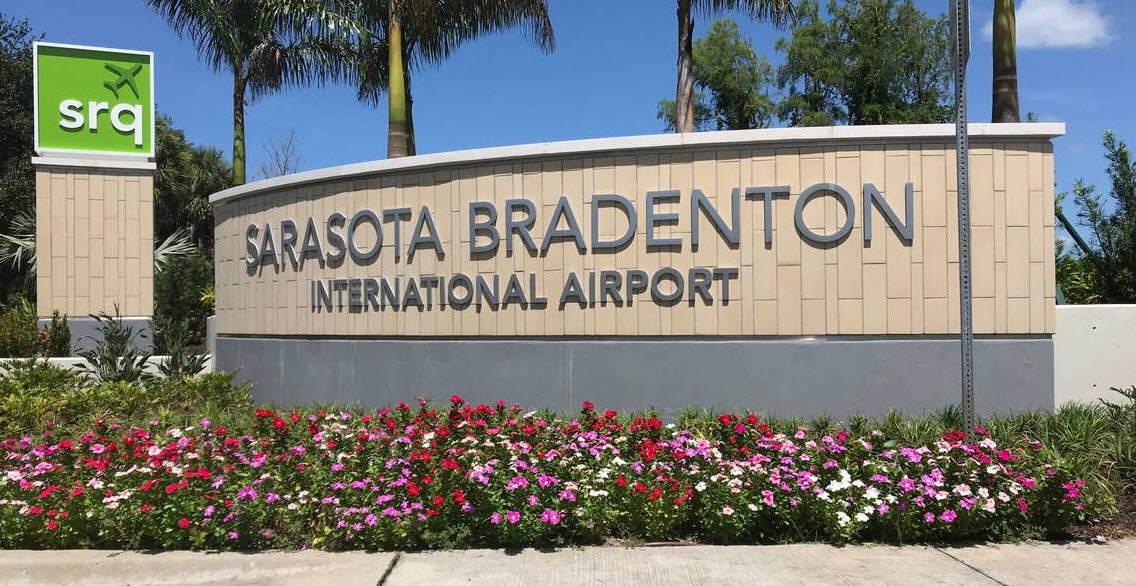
[32,156,155,352]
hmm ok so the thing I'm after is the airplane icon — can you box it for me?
[103,63,143,100]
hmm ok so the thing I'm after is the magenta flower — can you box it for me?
[506,510,521,524]
[940,510,957,523]
[541,509,561,524]
[490,512,503,525]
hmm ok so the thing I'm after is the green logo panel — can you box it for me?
[35,43,154,156]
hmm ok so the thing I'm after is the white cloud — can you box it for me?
[980,0,1113,49]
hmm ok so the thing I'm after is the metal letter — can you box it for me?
[645,190,681,247]
[540,196,586,254]
[691,188,740,249]
[650,267,684,303]
[348,210,383,263]
[863,183,914,243]
[408,206,445,262]
[591,194,637,250]
[744,186,791,246]
[325,212,347,263]
[504,199,538,255]
[794,183,856,244]
[468,202,500,255]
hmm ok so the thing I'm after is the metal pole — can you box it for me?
[951,0,975,432]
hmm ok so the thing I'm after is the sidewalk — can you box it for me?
[2,540,1133,585]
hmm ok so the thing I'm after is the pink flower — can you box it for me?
[940,510,957,523]
[541,509,561,524]
[490,512,503,525]
[506,510,521,524]
[924,512,935,523]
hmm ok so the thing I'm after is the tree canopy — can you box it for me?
[0,15,37,302]
[776,0,952,126]
[658,18,776,132]
[1062,132,1136,303]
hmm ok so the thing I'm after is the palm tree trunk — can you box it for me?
[232,71,248,184]
[992,0,1020,123]
[387,0,410,158]
[675,0,695,133]
[404,42,416,156]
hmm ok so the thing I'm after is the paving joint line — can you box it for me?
[376,551,401,585]
[933,546,1009,586]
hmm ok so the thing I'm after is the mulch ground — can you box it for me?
[1070,491,1136,541]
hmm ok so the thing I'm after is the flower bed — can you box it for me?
[0,397,1096,550]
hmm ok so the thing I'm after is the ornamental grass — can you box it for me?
[0,393,1107,550]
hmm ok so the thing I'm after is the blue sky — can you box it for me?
[9,0,1134,199]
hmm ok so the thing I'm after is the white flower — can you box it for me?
[864,486,880,500]
[836,512,851,527]
[695,482,707,492]
[855,512,870,523]
[722,506,734,516]
[748,503,758,511]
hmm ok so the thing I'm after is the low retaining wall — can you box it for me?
[1054,304,1136,405]
[216,335,1053,417]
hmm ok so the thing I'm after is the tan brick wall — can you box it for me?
[213,137,1056,337]
[35,165,154,318]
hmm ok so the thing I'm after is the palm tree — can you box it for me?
[148,0,355,184]
[352,0,555,158]
[991,0,1019,123]
[674,0,794,133]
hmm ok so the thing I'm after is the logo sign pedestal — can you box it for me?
[31,42,157,352]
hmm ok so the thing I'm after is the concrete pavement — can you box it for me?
[1,540,1132,585]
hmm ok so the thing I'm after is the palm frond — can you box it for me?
[0,211,37,287]
[154,228,198,273]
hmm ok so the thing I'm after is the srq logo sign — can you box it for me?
[34,42,154,157]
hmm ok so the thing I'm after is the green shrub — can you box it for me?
[39,311,71,357]
[0,368,251,436]
[155,314,210,379]
[154,251,213,351]
[77,309,152,384]
[0,297,36,358]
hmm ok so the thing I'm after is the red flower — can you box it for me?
[178,518,191,529]
[942,430,967,444]
[648,487,662,500]
[432,496,445,507]
[581,401,595,412]
[719,414,733,426]
[407,482,421,496]
[616,476,628,488]
[37,485,60,499]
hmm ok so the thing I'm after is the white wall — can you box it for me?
[1055,305,1136,405]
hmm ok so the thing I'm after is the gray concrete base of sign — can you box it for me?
[39,316,154,355]
[215,335,1053,417]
